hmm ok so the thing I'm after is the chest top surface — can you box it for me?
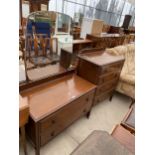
[78,50,124,66]
[21,74,96,122]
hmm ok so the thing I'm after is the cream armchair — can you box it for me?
[106,43,135,102]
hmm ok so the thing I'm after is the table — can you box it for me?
[19,95,29,155]
[111,125,135,153]
[77,49,125,105]
[20,73,96,155]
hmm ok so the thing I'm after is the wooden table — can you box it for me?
[19,95,29,155]
[20,73,96,155]
[111,125,135,154]
[77,49,124,105]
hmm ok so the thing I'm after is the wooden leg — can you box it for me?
[109,94,113,102]
[86,111,91,119]
[129,98,135,108]
[35,123,40,155]
[20,126,27,155]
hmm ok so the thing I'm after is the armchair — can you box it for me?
[106,43,135,102]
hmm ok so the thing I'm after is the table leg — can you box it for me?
[35,123,40,155]
[20,126,27,155]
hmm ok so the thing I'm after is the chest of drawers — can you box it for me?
[77,50,124,105]
[20,73,96,155]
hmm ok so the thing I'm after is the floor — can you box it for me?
[19,92,131,155]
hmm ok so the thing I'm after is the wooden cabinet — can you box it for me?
[77,50,124,105]
[21,74,96,155]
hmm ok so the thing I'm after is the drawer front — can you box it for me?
[101,61,124,75]
[96,81,116,96]
[94,90,113,105]
[39,90,95,145]
[98,72,119,85]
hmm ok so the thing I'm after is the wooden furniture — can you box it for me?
[20,73,96,155]
[111,125,135,154]
[109,26,124,34]
[86,33,125,49]
[71,130,133,155]
[73,39,94,54]
[59,39,95,69]
[19,95,29,155]
[77,49,124,105]
[121,105,135,134]
[25,0,49,12]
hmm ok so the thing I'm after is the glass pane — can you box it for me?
[86,0,96,7]
[76,0,86,5]
[110,14,120,26]
[64,1,76,18]
[118,15,125,26]
[75,3,85,14]
[94,9,111,24]
[84,6,95,18]
[95,0,115,12]
[122,1,131,15]
[56,0,63,12]
[49,0,56,11]
[113,0,125,14]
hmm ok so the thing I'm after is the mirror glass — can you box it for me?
[22,11,73,82]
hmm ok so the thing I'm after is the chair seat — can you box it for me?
[71,131,133,155]
[121,105,135,132]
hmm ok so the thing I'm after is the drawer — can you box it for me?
[94,90,113,105]
[98,72,119,85]
[101,61,124,74]
[39,90,95,134]
[95,81,116,96]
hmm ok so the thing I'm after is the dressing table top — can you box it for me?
[21,74,96,122]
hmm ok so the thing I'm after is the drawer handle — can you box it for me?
[51,131,55,137]
[86,98,89,102]
[51,120,55,124]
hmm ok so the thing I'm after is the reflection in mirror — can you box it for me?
[23,11,73,82]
